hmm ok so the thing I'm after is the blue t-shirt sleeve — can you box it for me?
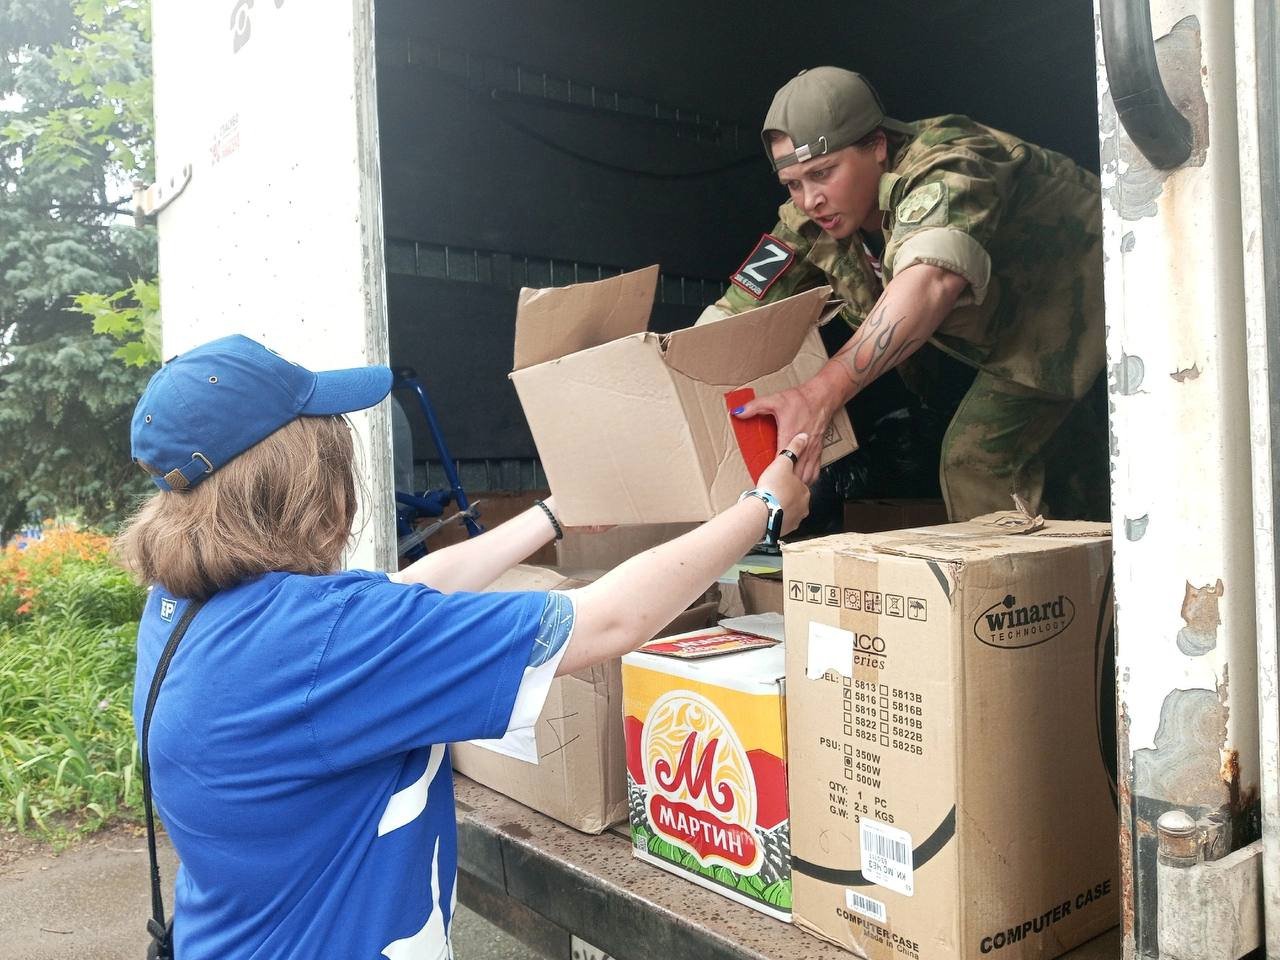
[306,578,553,771]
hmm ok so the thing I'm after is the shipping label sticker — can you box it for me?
[730,233,795,299]
[806,621,853,680]
[846,888,887,923]
[860,818,914,896]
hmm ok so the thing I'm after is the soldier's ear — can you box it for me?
[873,129,888,166]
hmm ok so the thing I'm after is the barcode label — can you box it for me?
[846,888,887,922]
[865,829,909,864]
[860,819,915,896]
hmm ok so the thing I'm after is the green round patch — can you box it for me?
[896,181,945,224]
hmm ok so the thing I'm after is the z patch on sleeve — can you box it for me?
[730,233,795,299]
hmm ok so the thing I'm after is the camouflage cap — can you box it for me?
[763,67,913,171]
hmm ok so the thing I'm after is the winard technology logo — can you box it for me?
[973,593,1075,649]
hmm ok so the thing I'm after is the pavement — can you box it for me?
[0,825,544,960]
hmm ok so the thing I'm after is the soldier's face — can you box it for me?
[772,135,886,240]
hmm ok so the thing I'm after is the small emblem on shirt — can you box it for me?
[896,181,946,225]
[730,234,795,300]
[159,597,177,622]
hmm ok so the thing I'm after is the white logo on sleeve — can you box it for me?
[377,743,446,837]
[381,833,453,960]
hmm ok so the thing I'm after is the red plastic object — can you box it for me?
[725,388,778,483]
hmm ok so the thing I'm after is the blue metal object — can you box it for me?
[392,368,484,559]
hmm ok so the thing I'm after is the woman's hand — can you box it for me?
[755,432,812,535]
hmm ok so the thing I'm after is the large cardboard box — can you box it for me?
[782,516,1118,959]
[510,265,857,525]
[622,631,792,920]
[451,564,717,833]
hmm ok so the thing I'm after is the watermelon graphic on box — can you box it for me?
[622,629,791,920]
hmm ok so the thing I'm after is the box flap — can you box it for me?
[485,562,595,592]
[511,334,712,524]
[782,517,1111,565]
[660,286,831,384]
[513,265,659,370]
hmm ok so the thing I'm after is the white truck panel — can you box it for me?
[150,0,393,571]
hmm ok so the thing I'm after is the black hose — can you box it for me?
[1100,0,1193,169]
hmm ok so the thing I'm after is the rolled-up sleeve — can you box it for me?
[891,227,993,305]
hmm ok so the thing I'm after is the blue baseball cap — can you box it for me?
[131,334,394,492]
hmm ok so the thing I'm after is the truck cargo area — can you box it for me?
[370,0,1101,493]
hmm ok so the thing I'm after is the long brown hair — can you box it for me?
[115,415,358,600]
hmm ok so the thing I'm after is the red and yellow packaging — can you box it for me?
[621,629,791,920]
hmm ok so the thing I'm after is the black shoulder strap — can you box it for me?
[140,598,206,954]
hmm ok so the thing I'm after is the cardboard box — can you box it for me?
[622,630,792,920]
[510,266,857,525]
[740,569,785,616]
[842,498,950,534]
[451,564,717,833]
[557,522,696,570]
[718,553,783,618]
[782,516,1118,959]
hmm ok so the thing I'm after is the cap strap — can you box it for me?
[161,452,214,492]
[771,135,828,172]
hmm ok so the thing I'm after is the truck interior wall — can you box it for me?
[374,0,1100,482]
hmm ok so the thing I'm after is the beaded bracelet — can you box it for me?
[534,499,563,540]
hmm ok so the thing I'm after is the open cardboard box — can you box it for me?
[510,265,857,526]
[450,563,719,833]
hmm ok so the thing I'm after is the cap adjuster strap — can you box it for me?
[162,452,214,491]
[772,135,828,171]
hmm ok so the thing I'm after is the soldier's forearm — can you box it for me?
[826,263,967,404]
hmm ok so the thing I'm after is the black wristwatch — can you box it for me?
[739,488,784,547]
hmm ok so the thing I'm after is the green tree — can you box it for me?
[0,0,157,538]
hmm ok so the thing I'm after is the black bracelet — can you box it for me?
[534,499,563,540]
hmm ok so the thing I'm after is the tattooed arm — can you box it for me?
[734,263,968,484]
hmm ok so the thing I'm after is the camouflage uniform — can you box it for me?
[711,115,1108,520]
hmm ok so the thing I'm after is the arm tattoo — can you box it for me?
[839,301,922,392]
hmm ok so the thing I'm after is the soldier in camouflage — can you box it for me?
[707,67,1107,521]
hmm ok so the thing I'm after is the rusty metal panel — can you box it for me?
[1092,0,1262,955]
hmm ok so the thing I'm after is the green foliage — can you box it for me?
[73,276,161,367]
[0,527,147,836]
[2,0,153,183]
[0,0,157,538]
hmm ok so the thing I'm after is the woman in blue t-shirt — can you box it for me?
[115,333,809,960]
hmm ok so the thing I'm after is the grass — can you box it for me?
[0,527,146,838]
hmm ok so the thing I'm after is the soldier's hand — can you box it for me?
[733,382,835,485]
